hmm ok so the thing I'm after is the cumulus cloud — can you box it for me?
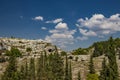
[45,22,76,48]
[32,16,43,21]
[76,36,88,41]
[46,18,63,24]
[77,13,120,38]
[41,27,47,30]
[55,22,68,30]
[79,28,97,36]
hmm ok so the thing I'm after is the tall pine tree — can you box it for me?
[51,46,64,80]
[29,58,36,80]
[37,52,44,80]
[89,55,95,74]
[78,71,81,80]
[99,58,108,80]
[69,60,72,80]
[107,37,119,80]
[65,54,69,80]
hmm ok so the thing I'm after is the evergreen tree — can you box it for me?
[89,55,95,74]
[47,53,54,79]
[77,71,81,80]
[19,65,26,80]
[21,60,29,80]
[37,52,47,80]
[37,54,43,80]
[51,50,64,80]
[29,58,36,80]
[43,51,49,80]
[99,58,108,80]
[69,60,72,80]
[107,37,119,80]
[65,54,69,80]
[87,55,99,80]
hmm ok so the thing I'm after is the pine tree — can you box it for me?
[37,55,43,80]
[89,55,95,74]
[29,58,36,80]
[69,60,72,80]
[51,49,64,80]
[19,65,26,80]
[87,55,99,80]
[99,58,108,80]
[21,60,29,80]
[65,54,69,80]
[78,71,81,80]
[37,52,47,80]
[107,37,119,80]
[43,51,49,80]
[47,53,54,79]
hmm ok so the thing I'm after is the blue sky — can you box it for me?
[0,0,120,51]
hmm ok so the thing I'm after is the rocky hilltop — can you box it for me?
[0,37,62,56]
[0,37,120,80]
[0,37,63,78]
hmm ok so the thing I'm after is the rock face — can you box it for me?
[71,54,120,80]
[0,38,62,56]
[0,38,62,78]
[0,37,120,80]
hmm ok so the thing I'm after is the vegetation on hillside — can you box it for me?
[5,47,22,57]
[1,37,120,80]
[92,37,120,57]
[72,48,88,55]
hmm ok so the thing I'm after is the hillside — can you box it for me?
[0,38,62,78]
[0,37,120,80]
[69,37,120,79]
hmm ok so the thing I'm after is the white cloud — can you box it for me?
[77,13,120,37]
[110,14,120,20]
[76,36,88,41]
[41,27,47,30]
[45,22,76,48]
[46,18,63,24]
[55,22,68,30]
[32,16,43,21]
[79,28,97,36]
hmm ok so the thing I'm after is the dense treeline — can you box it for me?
[92,37,120,57]
[87,37,119,80]
[99,37,119,80]
[72,48,88,55]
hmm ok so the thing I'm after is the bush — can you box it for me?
[87,74,99,80]
[72,48,88,55]
[5,47,22,57]
[61,51,67,56]
[26,47,32,52]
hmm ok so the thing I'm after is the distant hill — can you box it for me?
[0,37,120,80]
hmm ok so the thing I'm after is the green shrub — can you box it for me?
[5,47,22,57]
[87,74,99,80]
[72,48,88,55]
[61,51,67,56]
[26,47,32,52]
